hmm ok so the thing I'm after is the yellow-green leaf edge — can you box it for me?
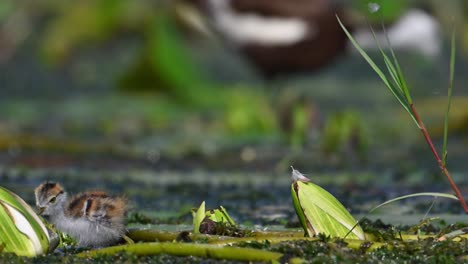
[292,181,365,240]
[0,186,50,256]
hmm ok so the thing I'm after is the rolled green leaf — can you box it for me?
[291,168,365,240]
[192,201,206,234]
[0,186,51,256]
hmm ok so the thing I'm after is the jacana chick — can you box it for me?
[34,182,127,248]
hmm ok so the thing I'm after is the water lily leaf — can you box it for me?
[0,186,50,256]
[291,168,365,240]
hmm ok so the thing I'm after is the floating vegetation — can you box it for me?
[290,167,366,240]
[0,186,54,256]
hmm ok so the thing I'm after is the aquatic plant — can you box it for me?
[0,186,53,256]
[290,167,366,240]
[337,4,468,213]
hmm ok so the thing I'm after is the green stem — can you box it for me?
[129,229,468,246]
[410,104,468,213]
[127,229,304,243]
[76,242,304,263]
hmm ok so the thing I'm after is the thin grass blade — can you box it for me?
[368,22,418,126]
[337,16,418,126]
[367,22,405,95]
[443,26,456,166]
[382,54,401,90]
[336,16,392,91]
[346,192,459,238]
[381,22,412,104]
[366,23,401,90]
[367,192,458,214]
[380,55,415,124]
[389,46,411,104]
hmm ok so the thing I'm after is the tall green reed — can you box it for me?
[336,11,467,213]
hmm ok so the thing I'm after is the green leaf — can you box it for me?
[367,22,414,115]
[0,186,50,256]
[206,206,236,226]
[347,192,459,237]
[219,206,235,226]
[384,29,412,104]
[192,201,206,234]
[193,203,236,234]
[291,183,312,237]
[367,192,458,214]
[337,16,391,92]
[290,169,365,240]
[443,25,456,166]
[337,15,419,127]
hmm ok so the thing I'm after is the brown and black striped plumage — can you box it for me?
[34,182,127,247]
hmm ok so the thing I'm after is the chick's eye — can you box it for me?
[49,197,57,204]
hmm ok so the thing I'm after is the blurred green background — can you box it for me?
[0,0,467,219]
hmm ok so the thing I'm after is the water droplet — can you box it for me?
[368,3,381,14]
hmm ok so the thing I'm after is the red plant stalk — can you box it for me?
[410,104,468,213]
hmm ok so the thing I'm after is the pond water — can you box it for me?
[0,34,467,229]
[1,157,465,228]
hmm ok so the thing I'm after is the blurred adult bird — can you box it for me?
[175,0,441,78]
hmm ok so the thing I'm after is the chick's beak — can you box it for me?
[36,206,45,215]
